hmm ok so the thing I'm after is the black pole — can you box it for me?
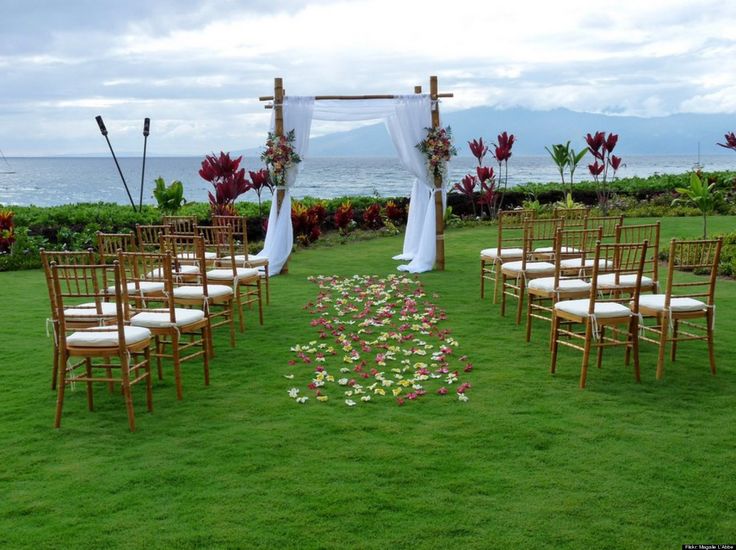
[95,115,137,211]
[139,117,150,210]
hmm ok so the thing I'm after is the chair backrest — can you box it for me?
[615,221,661,287]
[97,232,135,264]
[163,215,197,235]
[50,261,127,350]
[551,226,603,282]
[518,218,564,269]
[552,206,590,227]
[662,238,723,307]
[117,251,176,321]
[495,209,535,254]
[213,214,249,257]
[40,249,98,321]
[588,240,649,314]
[586,215,624,241]
[136,224,171,252]
[160,234,210,295]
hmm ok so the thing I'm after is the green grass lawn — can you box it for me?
[1,216,735,549]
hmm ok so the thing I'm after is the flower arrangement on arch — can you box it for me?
[261,129,302,187]
[416,126,457,180]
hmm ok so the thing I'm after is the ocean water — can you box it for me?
[0,155,733,207]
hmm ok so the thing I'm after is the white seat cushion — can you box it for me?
[107,281,165,295]
[596,273,654,289]
[173,285,233,300]
[638,295,707,313]
[528,277,591,293]
[555,299,631,318]
[535,246,579,254]
[206,267,260,281]
[130,308,205,328]
[177,251,217,261]
[64,302,118,321]
[480,247,524,260]
[67,326,151,347]
[559,258,614,270]
[502,260,555,274]
[146,264,199,278]
[233,253,269,264]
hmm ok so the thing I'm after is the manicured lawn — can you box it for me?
[1,216,735,549]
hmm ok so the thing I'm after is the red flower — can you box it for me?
[585,131,606,154]
[588,160,605,177]
[493,132,515,162]
[453,174,477,198]
[476,166,494,183]
[468,138,488,163]
[609,155,622,171]
[717,132,736,151]
[605,133,619,153]
[437,387,448,395]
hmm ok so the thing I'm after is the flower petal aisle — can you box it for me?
[286,274,474,406]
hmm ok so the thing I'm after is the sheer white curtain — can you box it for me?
[258,97,314,275]
[258,95,437,275]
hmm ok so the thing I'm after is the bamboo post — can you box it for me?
[273,77,289,273]
[430,76,445,271]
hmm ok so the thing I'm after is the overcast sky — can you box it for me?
[2,0,736,156]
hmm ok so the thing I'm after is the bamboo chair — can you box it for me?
[501,218,563,324]
[163,215,197,235]
[161,234,236,353]
[97,231,164,304]
[585,215,624,242]
[480,209,535,302]
[197,224,263,332]
[525,227,601,343]
[118,250,210,400]
[597,221,661,294]
[552,206,590,229]
[41,248,115,391]
[50,261,153,431]
[550,240,649,389]
[213,214,270,305]
[638,238,723,380]
[136,223,171,252]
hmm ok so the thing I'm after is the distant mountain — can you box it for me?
[302,107,736,157]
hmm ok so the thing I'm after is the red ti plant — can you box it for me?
[453,174,479,217]
[0,210,15,254]
[476,166,497,219]
[362,203,384,230]
[334,201,354,235]
[383,200,407,225]
[717,131,736,152]
[492,131,515,212]
[199,151,250,216]
[291,201,326,246]
[585,131,622,214]
[248,168,273,217]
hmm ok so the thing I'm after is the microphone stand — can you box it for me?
[139,118,150,210]
[95,115,137,211]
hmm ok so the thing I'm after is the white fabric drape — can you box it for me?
[258,95,438,275]
[258,97,314,275]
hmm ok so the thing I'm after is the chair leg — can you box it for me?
[550,315,560,374]
[155,336,164,380]
[172,331,183,400]
[525,294,534,342]
[500,274,507,316]
[235,285,245,333]
[228,301,236,348]
[580,321,593,389]
[655,315,669,380]
[121,356,136,432]
[257,280,264,325]
[493,262,501,304]
[480,260,486,299]
[264,266,270,305]
[670,319,679,362]
[144,347,153,412]
[630,317,641,383]
[706,311,717,375]
[54,350,69,428]
[202,326,210,386]
[596,327,605,369]
[85,358,94,411]
[515,278,526,325]
[51,339,59,391]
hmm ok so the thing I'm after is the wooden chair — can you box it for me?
[480,209,535,302]
[161,234,236,353]
[586,215,624,242]
[638,238,723,380]
[50,261,153,431]
[552,206,590,228]
[163,215,197,235]
[213,214,270,305]
[135,223,170,252]
[118,251,210,400]
[41,249,113,391]
[525,227,601,343]
[197,224,263,332]
[501,218,563,324]
[97,231,164,304]
[599,221,661,294]
[550,241,648,389]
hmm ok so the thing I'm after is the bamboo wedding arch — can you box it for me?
[259,76,453,272]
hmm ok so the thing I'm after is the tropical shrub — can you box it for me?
[0,210,15,253]
[383,200,407,226]
[152,177,185,214]
[362,203,383,230]
[292,201,326,246]
[585,131,622,214]
[199,152,249,216]
[334,201,354,235]
[672,172,721,238]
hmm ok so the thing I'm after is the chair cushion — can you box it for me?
[559,258,613,270]
[67,326,151,347]
[596,273,654,289]
[173,285,233,299]
[638,295,707,313]
[233,254,269,264]
[528,277,591,293]
[206,268,260,281]
[177,251,217,261]
[555,299,631,318]
[146,265,199,278]
[130,308,206,328]
[502,260,555,274]
[64,302,118,321]
[535,246,579,254]
[480,247,524,260]
[107,281,165,295]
